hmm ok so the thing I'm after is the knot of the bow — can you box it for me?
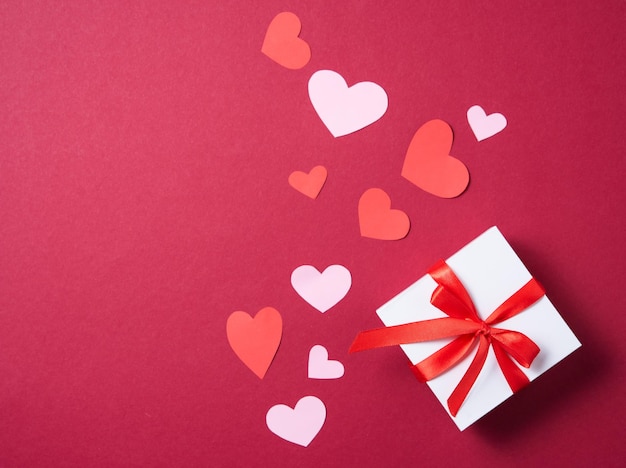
[476,322,491,338]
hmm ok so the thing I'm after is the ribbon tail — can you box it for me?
[492,341,531,393]
[447,335,490,417]
[349,318,479,353]
[410,334,477,381]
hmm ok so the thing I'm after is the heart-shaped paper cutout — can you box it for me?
[261,12,311,70]
[308,70,388,137]
[291,265,351,313]
[358,188,410,240]
[288,166,327,199]
[266,396,326,447]
[308,345,344,379]
[226,307,282,379]
[467,105,507,141]
[401,119,469,198]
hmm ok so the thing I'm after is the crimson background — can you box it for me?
[1,1,625,466]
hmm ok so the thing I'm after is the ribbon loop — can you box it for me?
[428,260,480,321]
[350,260,545,416]
[489,329,540,367]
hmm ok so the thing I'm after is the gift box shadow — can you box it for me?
[474,240,610,440]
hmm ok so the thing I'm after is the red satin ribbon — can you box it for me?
[349,259,545,416]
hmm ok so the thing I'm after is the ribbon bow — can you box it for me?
[349,259,545,416]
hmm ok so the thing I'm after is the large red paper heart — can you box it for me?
[401,119,469,198]
[358,188,410,240]
[261,12,311,70]
[288,165,327,199]
[226,307,282,379]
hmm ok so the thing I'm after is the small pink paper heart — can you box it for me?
[467,105,507,141]
[308,345,344,379]
[291,265,351,313]
[266,396,326,447]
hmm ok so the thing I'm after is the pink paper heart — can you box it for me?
[467,105,507,141]
[308,70,388,137]
[266,396,326,447]
[308,345,344,379]
[291,265,352,313]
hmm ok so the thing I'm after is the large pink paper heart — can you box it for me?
[308,70,388,137]
[266,396,326,447]
[291,265,352,313]
[308,345,344,379]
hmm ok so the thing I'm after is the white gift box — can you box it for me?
[376,226,581,430]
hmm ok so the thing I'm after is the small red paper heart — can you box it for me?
[288,166,327,199]
[226,307,282,379]
[401,119,469,198]
[358,188,410,240]
[261,12,311,70]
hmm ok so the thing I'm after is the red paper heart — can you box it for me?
[226,307,282,379]
[261,12,311,70]
[401,119,469,198]
[358,188,410,240]
[288,166,327,199]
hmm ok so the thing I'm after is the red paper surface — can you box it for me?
[1,1,625,466]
